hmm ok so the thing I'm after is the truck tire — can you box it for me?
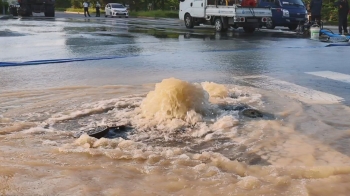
[266,21,275,29]
[243,27,255,33]
[184,14,194,29]
[20,5,32,17]
[214,18,227,32]
[288,24,298,31]
[24,10,32,17]
[11,7,18,16]
[44,5,55,17]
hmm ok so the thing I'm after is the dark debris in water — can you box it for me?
[217,103,250,111]
[217,103,275,120]
[241,109,263,118]
[74,125,131,139]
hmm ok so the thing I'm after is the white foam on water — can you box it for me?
[2,78,350,196]
[235,75,344,104]
[306,71,350,84]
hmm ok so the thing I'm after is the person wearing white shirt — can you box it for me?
[83,1,91,17]
[95,1,101,17]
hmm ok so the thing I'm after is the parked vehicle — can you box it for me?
[8,2,20,16]
[105,3,129,18]
[179,0,272,33]
[258,0,308,30]
[17,0,55,17]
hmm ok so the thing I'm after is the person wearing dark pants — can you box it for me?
[83,1,91,17]
[335,0,349,34]
[309,0,323,24]
[95,2,101,17]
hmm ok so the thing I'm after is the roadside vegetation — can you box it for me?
[2,0,348,22]
[0,0,9,14]
[55,0,349,21]
[56,7,105,14]
[55,0,179,12]
[55,0,179,18]
[56,7,178,18]
[129,10,178,18]
[304,0,350,22]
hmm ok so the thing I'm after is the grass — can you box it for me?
[56,8,178,18]
[61,8,106,14]
[323,19,350,26]
[128,10,178,18]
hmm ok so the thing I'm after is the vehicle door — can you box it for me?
[259,0,283,24]
[191,0,205,18]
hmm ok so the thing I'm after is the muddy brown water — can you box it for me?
[1,17,350,196]
[1,79,350,196]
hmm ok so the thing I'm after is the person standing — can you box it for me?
[95,1,101,17]
[335,0,349,34]
[83,1,91,17]
[309,0,322,23]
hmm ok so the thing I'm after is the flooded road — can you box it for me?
[1,13,350,196]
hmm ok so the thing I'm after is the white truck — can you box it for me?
[179,0,272,33]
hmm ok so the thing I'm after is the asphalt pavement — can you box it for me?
[1,12,350,105]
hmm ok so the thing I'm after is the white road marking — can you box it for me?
[234,75,344,104]
[305,71,350,84]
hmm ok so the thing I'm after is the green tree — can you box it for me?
[305,0,347,21]
[0,0,9,14]
[71,0,83,8]
[56,0,72,8]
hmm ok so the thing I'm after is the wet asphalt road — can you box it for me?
[1,12,350,105]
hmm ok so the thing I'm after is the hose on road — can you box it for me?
[0,54,145,67]
[1,44,348,68]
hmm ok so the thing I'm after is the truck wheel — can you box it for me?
[184,14,194,29]
[266,21,275,29]
[44,5,55,17]
[12,8,18,16]
[20,5,32,17]
[243,27,255,33]
[24,10,32,17]
[288,25,298,31]
[214,18,226,32]
[44,11,55,17]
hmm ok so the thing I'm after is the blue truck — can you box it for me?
[259,0,308,30]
